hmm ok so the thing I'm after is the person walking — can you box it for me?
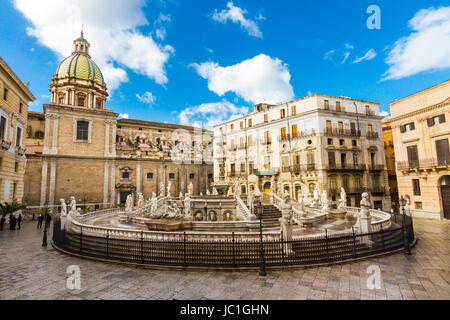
[9,214,16,231]
[37,214,43,229]
[45,212,52,230]
[0,216,5,231]
[17,213,22,230]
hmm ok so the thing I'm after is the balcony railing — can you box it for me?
[15,146,26,156]
[326,163,366,171]
[369,186,386,194]
[367,164,385,171]
[366,131,380,140]
[397,158,450,170]
[1,139,11,151]
[324,128,361,138]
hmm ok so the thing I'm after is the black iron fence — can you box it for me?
[53,214,414,269]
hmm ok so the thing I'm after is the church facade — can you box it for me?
[24,33,213,211]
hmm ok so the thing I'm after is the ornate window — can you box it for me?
[76,121,89,141]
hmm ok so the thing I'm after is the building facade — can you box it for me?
[23,33,213,210]
[213,94,391,210]
[389,80,450,220]
[0,57,35,204]
[382,120,399,212]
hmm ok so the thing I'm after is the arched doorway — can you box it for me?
[440,175,450,219]
[263,182,271,195]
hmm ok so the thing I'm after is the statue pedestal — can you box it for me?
[280,205,293,254]
[328,209,346,219]
[353,206,373,246]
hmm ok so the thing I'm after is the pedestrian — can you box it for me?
[45,212,52,230]
[0,216,5,231]
[17,213,22,230]
[9,214,16,231]
[37,214,43,229]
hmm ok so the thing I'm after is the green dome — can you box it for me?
[55,53,105,86]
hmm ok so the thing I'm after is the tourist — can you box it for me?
[0,216,5,231]
[9,214,16,231]
[17,213,22,230]
[45,213,52,229]
[37,214,43,229]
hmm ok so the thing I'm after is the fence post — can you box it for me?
[325,229,330,262]
[140,231,144,264]
[79,226,83,254]
[183,231,187,266]
[352,226,356,258]
[232,232,235,267]
[402,213,411,255]
[106,229,109,258]
[281,230,285,265]
[380,223,385,250]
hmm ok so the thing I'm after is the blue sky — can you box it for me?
[1,0,449,128]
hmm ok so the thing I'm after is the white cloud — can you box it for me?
[136,91,156,106]
[212,1,262,38]
[342,52,351,64]
[118,113,129,119]
[179,100,248,129]
[192,54,294,105]
[383,6,450,80]
[380,111,390,119]
[324,49,335,60]
[14,0,174,90]
[352,48,377,63]
[154,13,171,41]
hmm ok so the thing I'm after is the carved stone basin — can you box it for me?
[327,209,347,219]
[145,219,192,231]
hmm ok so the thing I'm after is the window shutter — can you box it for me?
[427,118,434,127]
[400,125,406,133]
[410,122,415,130]
[439,114,446,124]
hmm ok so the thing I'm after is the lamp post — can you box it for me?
[256,201,266,276]
[42,201,48,247]
[399,196,411,255]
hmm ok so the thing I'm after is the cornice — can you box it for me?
[390,98,450,123]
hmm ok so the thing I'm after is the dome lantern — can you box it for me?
[73,30,91,57]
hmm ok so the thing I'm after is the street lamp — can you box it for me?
[399,196,411,255]
[255,201,266,276]
[42,201,49,247]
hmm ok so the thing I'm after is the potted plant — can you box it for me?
[0,201,27,230]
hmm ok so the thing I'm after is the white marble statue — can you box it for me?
[212,186,218,196]
[184,194,192,218]
[69,196,78,216]
[247,192,254,214]
[312,186,320,207]
[354,192,373,239]
[125,193,134,223]
[338,187,347,209]
[150,192,158,215]
[179,192,184,200]
[60,199,67,230]
[298,193,305,212]
[167,181,172,197]
[360,192,371,212]
[321,190,329,213]
[137,192,144,207]
[206,189,211,196]
[188,182,194,195]
[234,180,240,195]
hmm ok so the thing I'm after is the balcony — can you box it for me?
[288,164,316,172]
[261,139,272,145]
[15,146,26,156]
[397,158,450,171]
[367,164,385,171]
[366,131,380,140]
[1,138,11,151]
[253,168,279,176]
[324,128,361,138]
[326,163,366,171]
[369,186,386,195]
[347,187,365,194]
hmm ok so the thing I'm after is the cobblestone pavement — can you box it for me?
[0,218,449,300]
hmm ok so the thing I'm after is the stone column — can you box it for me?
[65,91,69,105]
[103,160,109,207]
[71,90,75,105]
[43,115,51,153]
[180,164,185,195]
[159,163,165,196]
[110,160,116,206]
[104,120,111,156]
[111,121,117,156]
[40,158,48,206]
[136,161,142,195]
[48,159,57,206]
[51,115,59,154]
[88,93,92,108]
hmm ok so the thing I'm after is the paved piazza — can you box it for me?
[0,219,449,300]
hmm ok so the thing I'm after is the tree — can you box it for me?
[0,201,27,218]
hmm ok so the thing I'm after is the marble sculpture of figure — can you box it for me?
[338,187,347,209]
[69,196,77,214]
[167,182,172,197]
[188,182,193,195]
[321,190,329,212]
[160,182,165,197]
[137,192,144,207]
[312,186,320,207]
[60,199,67,230]
[184,194,192,218]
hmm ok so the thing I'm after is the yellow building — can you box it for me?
[382,120,398,212]
[23,33,213,211]
[0,57,35,203]
[389,80,450,220]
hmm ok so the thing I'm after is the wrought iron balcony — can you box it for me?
[366,131,380,140]
[326,163,366,171]
[324,128,361,138]
[397,158,450,170]
[16,146,26,156]
[369,186,386,194]
[367,164,385,171]
[1,139,11,151]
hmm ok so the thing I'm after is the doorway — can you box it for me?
[263,182,271,195]
[440,175,450,219]
[120,191,132,205]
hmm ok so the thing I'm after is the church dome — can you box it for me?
[55,53,105,86]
